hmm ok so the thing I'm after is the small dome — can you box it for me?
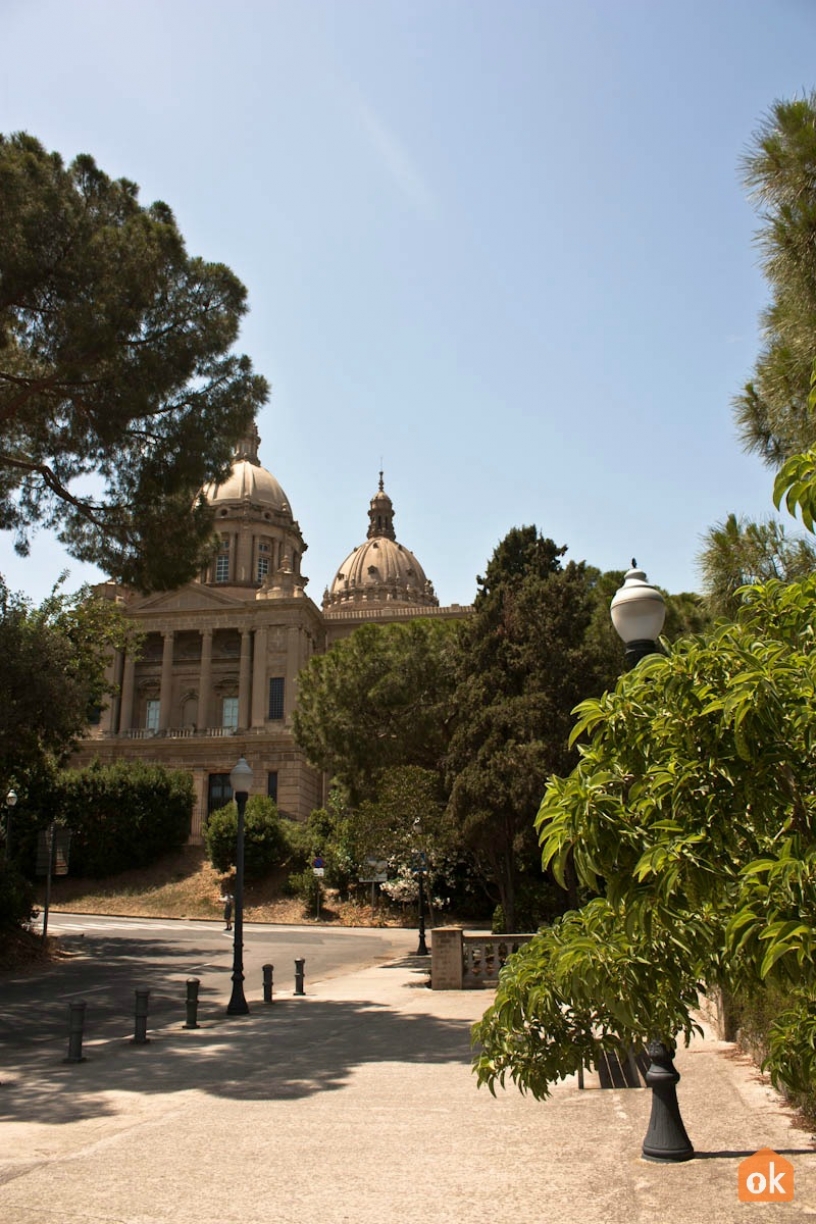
[324,474,438,610]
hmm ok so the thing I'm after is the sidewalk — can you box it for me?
[1,932,814,1223]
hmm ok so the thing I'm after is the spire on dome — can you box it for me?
[233,422,261,465]
[367,472,396,541]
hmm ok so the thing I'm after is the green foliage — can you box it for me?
[446,528,624,929]
[734,94,816,465]
[0,864,36,930]
[474,574,816,1097]
[0,579,128,791]
[474,900,706,1099]
[286,866,320,907]
[698,513,816,619]
[293,618,460,804]
[45,761,193,878]
[204,795,287,880]
[0,132,268,592]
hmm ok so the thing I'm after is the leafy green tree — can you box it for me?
[445,528,624,931]
[734,93,816,465]
[698,512,816,619]
[205,795,286,881]
[0,579,128,794]
[0,132,268,591]
[293,618,461,804]
[473,576,816,1100]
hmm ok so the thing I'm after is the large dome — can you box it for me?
[324,475,438,610]
[197,423,308,594]
[203,427,293,518]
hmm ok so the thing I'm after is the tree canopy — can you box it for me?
[0,579,128,793]
[735,93,816,465]
[292,618,461,805]
[474,575,816,1099]
[697,512,816,619]
[0,132,268,591]
[445,528,625,930]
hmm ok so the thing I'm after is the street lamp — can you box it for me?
[227,756,253,1015]
[610,560,667,668]
[412,819,429,956]
[611,561,693,1163]
[5,788,17,866]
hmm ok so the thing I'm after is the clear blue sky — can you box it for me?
[2,0,815,607]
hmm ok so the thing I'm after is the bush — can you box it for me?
[26,761,193,878]
[285,866,320,907]
[0,865,36,930]
[205,795,287,880]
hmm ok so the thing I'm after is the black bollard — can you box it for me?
[132,988,151,1045]
[294,957,305,996]
[64,1000,87,1064]
[641,1041,694,1162]
[183,978,200,1029]
[263,963,274,1004]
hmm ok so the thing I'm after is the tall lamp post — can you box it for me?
[4,788,17,866]
[227,756,253,1016]
[412,818,429,956]
[611,561,693,1163]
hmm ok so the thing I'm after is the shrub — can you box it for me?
[0,865,36,930]
[205,795,287,880]
[38,761,192,878]
[286,866,320,907]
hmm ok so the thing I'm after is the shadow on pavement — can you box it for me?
[0,994,474,1126]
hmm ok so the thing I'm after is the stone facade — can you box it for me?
[74,429,471,840]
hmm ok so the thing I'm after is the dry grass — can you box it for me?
[35,845,400,928]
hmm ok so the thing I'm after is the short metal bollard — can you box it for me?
[263,963,274,1004]
[294,957,305,996]
[183,978,200,1029]
[132,987,151,1044]
[64,1000,87,1064]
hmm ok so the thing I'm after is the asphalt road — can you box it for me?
[0,913,419,1057]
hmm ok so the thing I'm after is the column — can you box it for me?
[285,626,300,724]
[101,648,123,734]
[119,652,136,733]
[251,624,268,727]
[159,631,174,731]
[238,628,252,728]
[198,628,212,730]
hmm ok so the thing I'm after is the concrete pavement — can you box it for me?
[1,928,814,1223]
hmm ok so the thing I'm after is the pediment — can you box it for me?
[129,585,247,613]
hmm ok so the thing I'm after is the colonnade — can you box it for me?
[111,621,305,735]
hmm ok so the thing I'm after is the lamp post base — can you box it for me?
[641,1041,694,1162]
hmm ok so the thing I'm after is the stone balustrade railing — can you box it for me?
[431,927,536,989]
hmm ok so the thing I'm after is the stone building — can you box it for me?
[76,426,470,839]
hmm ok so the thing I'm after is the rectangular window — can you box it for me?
[268,677,284,720]
[215,552,230,582]
[256,556,269,583]
[146,699,160,732]
[222,696,238,730]
[267,771,278,804]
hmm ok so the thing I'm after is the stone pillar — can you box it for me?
[251,624,268,727]
[238,628,252,728]
[159,631,174,731]
[198,628,213,730]
[119,652,136,733]
[101,649,123,734]
[285,626,300,724]
[431,928,464,990]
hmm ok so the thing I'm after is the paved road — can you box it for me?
[1,913,419,1056]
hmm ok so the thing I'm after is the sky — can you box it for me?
[2,0,815,608]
